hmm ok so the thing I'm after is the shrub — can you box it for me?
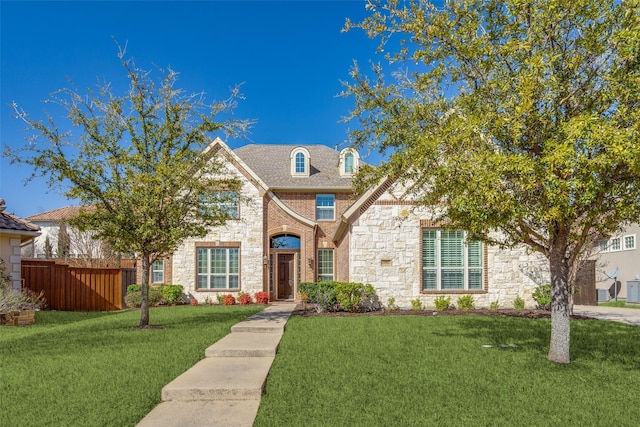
[434,296,451,312]
[299,281,380,312]
[124,288,163,308]
[238,292,252,305]
[513,296,525,310]
[335,282,376,312]
[159,284,184,305]
[457,295,475,311]
[489,300,500,310]
[126,284,141,294]
[223,294,236,305]
[386,297,399,311]
[410,298,423,311]
[532,284,551,310]
[255,291,269,304]
[216,294,225,304]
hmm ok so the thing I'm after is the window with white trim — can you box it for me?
[610,237,622,252]
[152,260,164,283]
[197,247,239,290]
[623,234,636,250]
[290,147,310,177]
[316,194,335,221]
[597,239,609,253]
[201,190,239,219]
[317,249,334,282]
[339,148,360,176]
[422,229,483,291]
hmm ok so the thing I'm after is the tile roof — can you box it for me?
[25,205,87,222]
[0,210,40,233]
[233,144,355,191]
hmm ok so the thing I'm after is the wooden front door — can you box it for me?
[277,254,295,300]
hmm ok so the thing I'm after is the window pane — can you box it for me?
[152,260,164,283]
[598,240,609,252]
[344,152,354,173]
[318,249,334,281]
[467,241,482,267]
[441,230,464,267]
[197,249,208,274]
[468,269,483,290]
[624,235,635,250]
[228,275,239,289]
[211,276,227,289]
[229,248,239,274]
[422,230,437,267]
[441,269,464,290]
[422,269,437,290]
[197,275,208,289]
[210,249,227,274]
[610,237,621,251]
[316,195,335,220]
[295,152,305,173]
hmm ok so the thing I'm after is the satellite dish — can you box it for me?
[606,269,620,279]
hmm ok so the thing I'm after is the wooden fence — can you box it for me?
[21,259,136,311]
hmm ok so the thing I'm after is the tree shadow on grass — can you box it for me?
[439,316,640,368]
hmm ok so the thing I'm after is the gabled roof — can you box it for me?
[0,199,41,239]
[26,206,86,222]
[233,144,355,191]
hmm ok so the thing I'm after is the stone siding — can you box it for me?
[350,203,545,309]
[171,154,264,301]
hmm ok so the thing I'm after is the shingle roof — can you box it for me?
[25,206,86,222]
[0,210,40,233]
[233,144,355,191]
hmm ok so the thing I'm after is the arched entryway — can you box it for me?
[269,234,301,300]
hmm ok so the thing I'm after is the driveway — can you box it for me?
[573,305,640,326]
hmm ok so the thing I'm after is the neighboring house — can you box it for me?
[25,206,84,258]
[594,223,639,300]
[167,138,546,308]
[0,199,41,289]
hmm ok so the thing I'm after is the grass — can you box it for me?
[255,315,640,427]
[598,300,640,309]
[0,305,263,427]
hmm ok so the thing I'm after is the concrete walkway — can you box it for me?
[573,304,640,326]
[137,302,297,427]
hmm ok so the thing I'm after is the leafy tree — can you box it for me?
[6,48,251,327]
[344,0,640,363]
[43,236,53,259]
[56,221,71,258]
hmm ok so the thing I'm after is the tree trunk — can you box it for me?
[547,242,571,364]
[139,253,150,327]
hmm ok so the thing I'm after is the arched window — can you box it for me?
[270,234,301,249]
[295,152,305,174]
[290,147,310,177]
[344,152,355,174]
[339,148,359,176]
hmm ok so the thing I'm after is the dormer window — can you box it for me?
[290,147,310,177]
[339,148,359,176]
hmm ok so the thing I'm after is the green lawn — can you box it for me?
[0,305,263,427]
[598,300,640,309]
[255,315,640,427]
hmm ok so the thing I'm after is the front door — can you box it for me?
[277,254,295,300]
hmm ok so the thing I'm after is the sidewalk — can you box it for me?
[137,302,297,427]
[573,304,640,326]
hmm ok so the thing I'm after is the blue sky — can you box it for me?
[1,0,382,218]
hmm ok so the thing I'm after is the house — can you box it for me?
[167,138,546,308]
[594,224,639,300]
[25,206,84,258]
[0,199,41,289]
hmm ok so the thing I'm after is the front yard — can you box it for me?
[255,315,640,426]
[0,305,263,426]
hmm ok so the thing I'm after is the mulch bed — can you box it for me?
[292,304,595,320]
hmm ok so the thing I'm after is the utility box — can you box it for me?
[627,281,640,304]
[597,288,609,302]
